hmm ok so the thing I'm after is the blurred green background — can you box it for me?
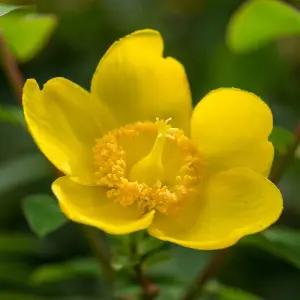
[1,0,300,299]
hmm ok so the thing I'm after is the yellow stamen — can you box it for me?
[93,120,202,216]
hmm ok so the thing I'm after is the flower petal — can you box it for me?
[148,168,283,250]
[91,29,192,133]
[52,176,155,234]
[23,78,116,185]
[191,88,274,176]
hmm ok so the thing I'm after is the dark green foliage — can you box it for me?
[1,1,300,299]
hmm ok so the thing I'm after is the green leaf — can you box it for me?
[0,293,98,300]
[0,232,36,255]
[0,105,25,126]
[240,227,300,268]
[22,194,67,237]
[138,235,169,256]
[112,252,133,271]
[219,287,263,300]
[206,281,263,300]
[0,153,52,197]
[227,0,300,53]
[144,250,172,268]
[0,4,55,62]
[0,262,32,284]
[269,126,294,154]
[0,13,57,62]
[109,234,130,252]
[0,293,45,300]
[30,257,100,285]
[0,4,30,17]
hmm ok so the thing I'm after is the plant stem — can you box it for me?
[130,234,159,300]
[82,225,114,281]
[0,33,24,102]
[0,30,115,291]
[269,122,300,184]
[181,249,230,300]
[181,123,300,300]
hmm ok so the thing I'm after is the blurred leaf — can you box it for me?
[0,105,25,126]
[207,42,287,97]
[218,286,263,300]
[112,233,171,271]
[138,235,168,256]
[110,234,134,271]
[23,194,67,237]
[240,227,300,268]
[0,4,30,17]
[30,257,100,285]
[144,250,172,268]
[0,232,36,255]
[0,262,32,284]
[227,0,300,53]
[115,284,141,300]
[112,252,132,271]
[109,234,130,252]
[0,2,49,63]
[206,281,263,300]
[269,126,294,154]
[0,293,45,300]
[0,153,52,196]
[0,13,57,62]
[0,293,98,300]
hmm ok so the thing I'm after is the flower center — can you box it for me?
[129,118,172,186]
[93,119,202,216]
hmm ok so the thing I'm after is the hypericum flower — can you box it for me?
[23,29,283,250]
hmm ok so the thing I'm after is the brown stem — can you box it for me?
[130,234,159,300]
[181,249,230,300]
[134,263,159,300]
[0,33,24,102]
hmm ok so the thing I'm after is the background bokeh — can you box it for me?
[1,0,300,299]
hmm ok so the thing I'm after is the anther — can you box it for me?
[93,120,202,216]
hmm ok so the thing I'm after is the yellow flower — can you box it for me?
[23,29,283,250]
